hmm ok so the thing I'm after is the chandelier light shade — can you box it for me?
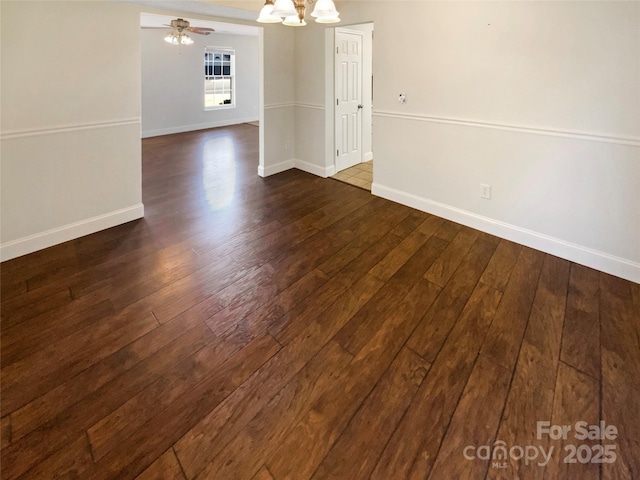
[257,0,283,23]
[283,15,307,26]
[259,0,339,26]
[271,0,297,18]
[315,11,340,23]
[311,0,338,17]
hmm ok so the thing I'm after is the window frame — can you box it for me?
[204,47,236,111]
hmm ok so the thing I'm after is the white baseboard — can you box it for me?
[0,204,145,262]
[372,183,640,284]
[142,117,259,139]
[294,159,334,178]
[363,151,374,162]
[259,159,295,177]
[258,159,335,178]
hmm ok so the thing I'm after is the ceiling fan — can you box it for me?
[142,18,215,45]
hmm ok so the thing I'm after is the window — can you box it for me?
[205,48,235,109]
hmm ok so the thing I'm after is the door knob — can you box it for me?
[357,104,363,109]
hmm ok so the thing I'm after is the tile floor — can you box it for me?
[331,160,373,191]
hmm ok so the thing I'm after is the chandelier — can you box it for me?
[257,0,340,26]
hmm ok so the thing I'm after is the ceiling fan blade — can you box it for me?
[141,26,170,29]
[187,27,215,35]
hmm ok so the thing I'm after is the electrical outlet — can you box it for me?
[480,184,491,199]
[399,93,406,104]
[285,140,291,150]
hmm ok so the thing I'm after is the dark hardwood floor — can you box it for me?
[1,124,639,479]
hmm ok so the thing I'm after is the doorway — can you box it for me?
[139,13,265,176]
[326,23,374,188]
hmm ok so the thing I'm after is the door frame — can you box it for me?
[324,23,373,177]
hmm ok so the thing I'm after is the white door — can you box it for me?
[335,30,363,173]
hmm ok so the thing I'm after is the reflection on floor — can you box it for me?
[331,160,373,191]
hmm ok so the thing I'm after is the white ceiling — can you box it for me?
[140,12,259,36]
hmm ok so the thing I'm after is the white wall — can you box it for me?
[293,1,640,282]
[1,1,144,260]
[261,24,296,176]
[141,29,259,138]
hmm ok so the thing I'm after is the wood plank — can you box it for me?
[479,239,522,292]
[1,287,72,330]
[486,254,570,480]
[370,281,502,480]
[251,467,276,480]
[269,269,386,347]
[600,272,640,480]
[631,281,640,319]
[432,219,461,241]
[310,347,431,480]
[174,273,385,479]
[1,312,159,415]
[205,267,329,337]
[560,263,601,380]
[2,280,111,352]
[9,312,210,442]
[9,434,93,480]
[2,323,215,479]
[544,361,600,480]
[266,278,442,480]
[193,341,352,480]
[135,449,186,480]
[161,199,406,333]
[0,279,27,302]
[152,260,276,325]
[65,334,281,480]
[200,202,404,344]
[334,235,448,356]
[86,322,280,461]
[424,226,480,288]
[388,210,430,238]
[192,219,284,256]
[368,215,443,282]
[1,416,10,449]
[174,199,400,334]
[479,247,545,370]
[316,219,405,278]
[1,242,79,289]
[406,238,498,361]
[1,299,115,367]
[428,355,511,480]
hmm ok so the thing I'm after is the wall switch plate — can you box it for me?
[480,184,491,199]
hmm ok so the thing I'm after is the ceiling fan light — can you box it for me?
[311,0,338,18]
[180,33,194,45]
[164,33,179,45]
[257,1,283,23]
[282,14,306,26]
[272,0,296,18]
